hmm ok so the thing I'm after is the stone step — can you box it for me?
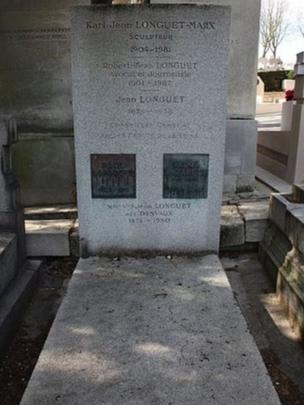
[24,200,271,257]
[0,231,18,296]
[256,166,292,194]
[24,205,77,220]
[220,201,269,249]
[20,256,281,405]
[25,220,76,257]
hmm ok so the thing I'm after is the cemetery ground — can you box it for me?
[0,257,77,405]
[0,253,303,404]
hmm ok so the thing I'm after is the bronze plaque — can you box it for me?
[163,154,209,199]
[91,154,136,198]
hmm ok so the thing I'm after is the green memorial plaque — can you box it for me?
[163,154,209,199]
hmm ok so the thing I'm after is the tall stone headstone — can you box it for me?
[72,5,231,255]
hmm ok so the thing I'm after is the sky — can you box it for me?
[259,0,304,66]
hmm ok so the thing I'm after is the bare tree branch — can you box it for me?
[260,1,272,57]
[260,0,288,60]
[298,13,304,38]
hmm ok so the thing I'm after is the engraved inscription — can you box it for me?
[0,27,70,42]
[91,154,136,198]
[104,201,192,225]
[163,154,209,199]
[83,14,218,138]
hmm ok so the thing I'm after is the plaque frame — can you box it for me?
[91,154,136,199]
[163,153,209,199]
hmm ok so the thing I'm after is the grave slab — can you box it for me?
[21,255,280,405]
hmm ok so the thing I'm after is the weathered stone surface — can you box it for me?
[255,166,292,194]
[277,248,304,340]
[0,0,89,130]
[238,200,269,242]
[293,184,304,203]
[72,5,231,254]
[21,255,280,405]
[220,205,245,247]
[0,118,16,214]
[70,219,79,257]
[0,232,18,296]
[0,115,27,268]
[269,193,302,233]
[258,222,292,285]
[12,135,76,206]
[0,116,42,353]
[286,208,304,256]
[269,193,304,254]
[260,187,304,341]
[24,204,77,220]
[25,220,74,256]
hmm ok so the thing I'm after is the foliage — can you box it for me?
[258,70,291,91]
[285,89,295,101]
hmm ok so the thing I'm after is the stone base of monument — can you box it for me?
[21,255,280,405]
[25,219,75,257]
[0,256,41,355]
[21,198,271,257]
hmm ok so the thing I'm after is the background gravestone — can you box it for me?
[72,5,231,254]
[0,0,89,206]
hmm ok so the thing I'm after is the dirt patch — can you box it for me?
[261,349,304,405]
[0,258,77,405]
[222,252,304,405]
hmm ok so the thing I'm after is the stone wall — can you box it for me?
[259,185,304,340]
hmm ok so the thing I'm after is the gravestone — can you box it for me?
[71,4,231,255]
[0,0,89,130]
